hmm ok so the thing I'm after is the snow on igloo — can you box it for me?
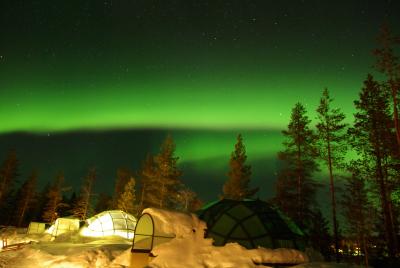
[80,210,137,239]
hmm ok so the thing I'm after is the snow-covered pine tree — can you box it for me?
[71,168,96,220]
[116,176,137,215]
[222,134,258,200]
[15,170,37,227]
[274,102,320,231]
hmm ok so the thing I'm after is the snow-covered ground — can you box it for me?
[0,210,369,268]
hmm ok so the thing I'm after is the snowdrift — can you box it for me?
[0,209,370,268]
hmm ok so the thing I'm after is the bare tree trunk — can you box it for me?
[17,199,29,227]
[362,233,369,268]
[327,139,340,262]
[139,183,146,212]
[390,80,400,152]
[376,152,397,257]
[296,132,303,226]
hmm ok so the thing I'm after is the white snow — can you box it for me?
[141,207,204,237]
[0,210,371,268]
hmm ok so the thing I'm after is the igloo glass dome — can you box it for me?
[80,210,137,239]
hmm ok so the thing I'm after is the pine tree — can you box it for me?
[316,88,347,261]
[0,150,19,206]
[348,74,398,257]
[222,134,258,200]
[42,172,66,223]
[177,186,198,212]
[145,135,183,209]
[117,176,137,215]
[341,163,372,268]
[33,182,50,222]
[373,24,400,151]
[14,170,37,227]
[274,103,320,231]
[71,168,96,220]
[138,153,156,213]
[112,168,132,209]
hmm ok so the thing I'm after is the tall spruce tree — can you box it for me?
[116,176,137,215]
[222,134,258,200]
[14,170,37,227]
[112,168,132,209]
[274,103,320,231]
[138,153,156,213]
[348,74,398,257]
[373,24,400,150]
[71,168,96,220]
[145,135,183,209]
[341,162,372,267]
[42,172,66,223]
[0,150,19,218]
[316,88,347,261]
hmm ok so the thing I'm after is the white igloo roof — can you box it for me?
[80,210,137,239]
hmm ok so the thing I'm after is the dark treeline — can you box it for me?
[0,24,399,266]
[272,24,400,266]
[0,134,202,228]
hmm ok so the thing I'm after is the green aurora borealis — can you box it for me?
[0,0,399,201]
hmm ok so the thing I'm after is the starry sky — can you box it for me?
[0,1,399,203]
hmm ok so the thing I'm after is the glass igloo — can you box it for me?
[80,210,137,239]
[197,199,305,250]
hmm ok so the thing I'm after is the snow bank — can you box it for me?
[0,246,127,268]
[142,207,205,238]
[0,227,52,249]
[145,226,308,268]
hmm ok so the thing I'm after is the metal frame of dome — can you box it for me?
[197,199,305,250]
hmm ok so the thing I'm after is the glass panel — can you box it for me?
[110,212,124,219]
[211,214,235,236]
[135,214,153,237]
[113,219,127,230]
[243,216,266,237]
[89,220,102,231]
[101,216,114,231]
[227,204,253,220]
[127,221,136,230]
[230,225,247,239]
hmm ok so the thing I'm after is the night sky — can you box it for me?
[0,1,399,203]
